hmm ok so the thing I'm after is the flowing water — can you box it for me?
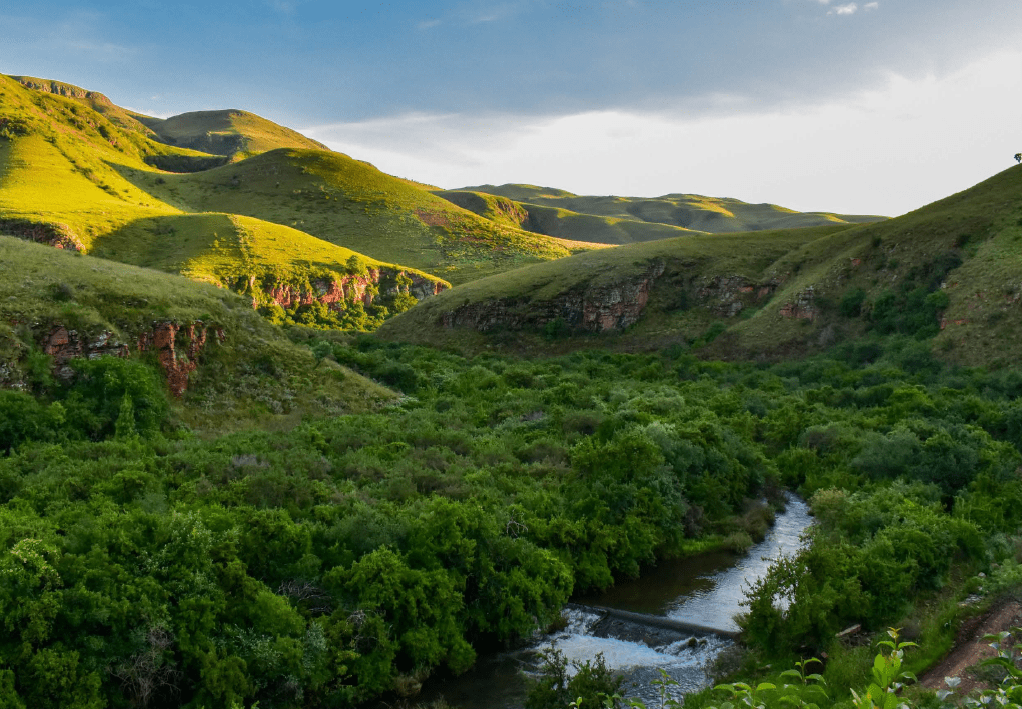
[418,496,813,708]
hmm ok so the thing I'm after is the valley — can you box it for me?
[0,69,1021,709]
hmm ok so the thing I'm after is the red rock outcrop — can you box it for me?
[40,321,224,397]
[697,275,780,317]
[43,327,130,380]
[258,270,448,311]
[440,260,666,333]
[779,287,819,321]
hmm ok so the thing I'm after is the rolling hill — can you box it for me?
[0,235,394,431]
[438,183,887,244]
[380,164,1022,368]
[0,73,580,327]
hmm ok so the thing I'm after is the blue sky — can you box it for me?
[2,1,1021,215]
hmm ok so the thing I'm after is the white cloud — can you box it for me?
[829,3,858,15]
[417,18,442,30]
[303,49,1022,217]
[865,2,879,9]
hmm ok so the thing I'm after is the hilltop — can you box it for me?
[380,164,1022,368]
[0,73,576,327]
[437,183,886,244]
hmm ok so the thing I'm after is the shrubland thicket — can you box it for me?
[1,331,1021,709]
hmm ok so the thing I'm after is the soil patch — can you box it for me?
[919,599,1022,694]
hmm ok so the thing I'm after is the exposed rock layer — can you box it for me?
[41,321,224,396]
[259,270,447,311]
[441,261,666,333]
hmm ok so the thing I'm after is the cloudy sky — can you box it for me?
[2,0,1021,216]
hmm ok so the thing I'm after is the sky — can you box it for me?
[1,0,1021,216]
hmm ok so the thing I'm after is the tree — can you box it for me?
[1015,153,1021,163]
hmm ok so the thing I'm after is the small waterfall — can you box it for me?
[417,496,812,708]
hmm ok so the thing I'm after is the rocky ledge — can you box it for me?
[41,321,224,397]
[441,260,666,333]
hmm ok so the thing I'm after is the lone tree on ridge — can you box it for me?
[1015,153,1022,163]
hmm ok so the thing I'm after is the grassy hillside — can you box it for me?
[0,75,444,325]
[2,74,585,291]
[436,188,704,244]
[131,147,585,283]
[9,75,158,137]
[9,75,328,158]
[382,164,1022,368]
[446,183,887,243]
[133,108,329,158]
[0,236,393,431]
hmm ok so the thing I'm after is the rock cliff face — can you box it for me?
[12,77,112,103]
[696,275,780,317]
[778,287,819,321]
[0,218,83,251]
[441,261,666,333]
[258,269,447,311]
[41,321,224,397]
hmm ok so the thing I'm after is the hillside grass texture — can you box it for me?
[1,74,589,289]
[382,164,1022,368]
[449,183,887,240]
[0,236,394,433]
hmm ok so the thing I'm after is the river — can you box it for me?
[418,496,812,708]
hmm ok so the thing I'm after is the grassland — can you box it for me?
[436,188,705,244]
[90,211,444,299]
[382,164,1022,368]
[131,108,329,157]
[1,74,586,290]
[444,183,887,243]
[0,235,394,432]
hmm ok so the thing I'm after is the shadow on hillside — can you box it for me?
[90,213,237,272]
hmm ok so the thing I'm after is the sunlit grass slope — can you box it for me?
[9,75,157,138]
[383,164,1022,368]
[8,75,328,158]
[0,75,444,302]
[91,212,445,295]
[449,183,887,241]
[0,236,393,431]
[138,148,582,283]
[3,74,589,287]
[133,109,329,158]
[378,223,848,350]
[436,189,705,244]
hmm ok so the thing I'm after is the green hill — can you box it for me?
[442,183,887,243]
[435,188,704,244]
[132,108,329,158]
[381,164,1022,368]
[0,235,393,431]
[1,74,588,293]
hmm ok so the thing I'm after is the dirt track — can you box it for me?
[919,600,1022,694]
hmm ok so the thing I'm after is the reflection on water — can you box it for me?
[418,496,812,709]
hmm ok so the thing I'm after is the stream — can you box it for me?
[418,496,812,708]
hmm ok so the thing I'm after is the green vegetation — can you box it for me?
[443,183,886,243]
[3,72,1022,709]
[0,236,393,433]
[2,321,1022,707]
[132,109,329,158]
[0,73,587,303]
[436,189,705,245]
[385,164,1022,370]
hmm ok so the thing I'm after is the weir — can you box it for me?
[566,603,742,639]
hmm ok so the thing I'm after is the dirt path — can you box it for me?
[919,600,1022,694]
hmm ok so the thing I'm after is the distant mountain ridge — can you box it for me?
[0,72,587,325]
[437,183,887,244]
[382,164,1022,369]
